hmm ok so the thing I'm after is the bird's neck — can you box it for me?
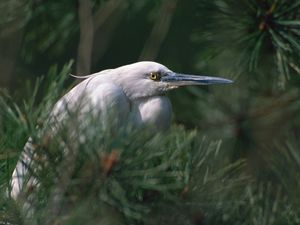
[130,95,172,132]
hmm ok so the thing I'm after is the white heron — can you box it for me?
[10,61,232,199]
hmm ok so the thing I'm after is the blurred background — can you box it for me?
[1,0,300,224]
[1,0,300,173]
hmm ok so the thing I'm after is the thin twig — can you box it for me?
[92,0,128,64]
[93,0,124,31]
[139,0,179,61]
[76,0,94,75]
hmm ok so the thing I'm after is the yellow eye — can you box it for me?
[149,72,161,81]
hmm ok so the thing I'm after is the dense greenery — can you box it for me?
[1,0,300,224]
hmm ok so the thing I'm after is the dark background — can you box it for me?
[1,0,300,224]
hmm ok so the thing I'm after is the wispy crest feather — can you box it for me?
[69,69,113,79]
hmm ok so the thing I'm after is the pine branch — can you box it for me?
[195,0,300,87]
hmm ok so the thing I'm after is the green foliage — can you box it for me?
[21,1,78,64]
[0,62,299,225]
[192,0,300,88]
[261,135,300,206]
[0,61,72,184]
[1,0,300,224]
[0,62,247,223]
[0,0,30,34]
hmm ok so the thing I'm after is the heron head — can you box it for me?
[114,61,233,100]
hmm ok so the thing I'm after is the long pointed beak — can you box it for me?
[161,72,233,86]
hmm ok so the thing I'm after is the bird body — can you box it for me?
[10,61,232,199]
[49,62,174,132]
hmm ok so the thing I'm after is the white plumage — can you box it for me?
[10,61,232,199]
